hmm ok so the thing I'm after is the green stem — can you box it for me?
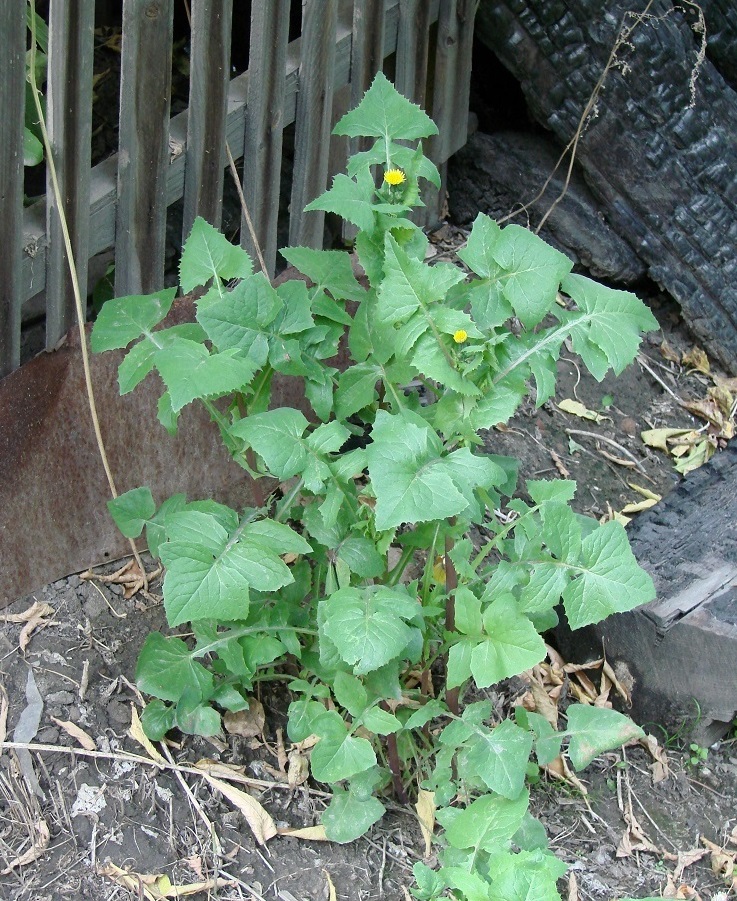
[444,521,460,717]
[274,478,304,522]
[386,545,414,587]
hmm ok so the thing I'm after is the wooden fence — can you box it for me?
[0,0,477,379]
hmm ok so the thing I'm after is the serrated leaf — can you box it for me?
[91,288,177,352]
[562,521,655,629]
[320,586,420,675]
[232,408,309,478]
[460,718,534,799]
[180,216,253,293]
[561,273,659,378]
[565,704,644,770]
[469,597,546,688]
[441,790,529,853]
[196,273,281,353]
[280,246,366,301]
[367,410,497,530]
[333,70,437,142]
[322,787,385,843]
[107,487,156,539]
[306,171,376,232]
[136,632,213,702]
[492,225,572,329]
[334,363,380,419]
[458,212,503,277]
[160,511,310,627]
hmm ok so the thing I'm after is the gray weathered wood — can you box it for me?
[396,0,432,108]
[115,0,174,296]
[45,0,95,349]
[0,0,26,376]
[19,1,442,310]
[289,0,339,248]
[183,0,233,240]
[242,0,290,276]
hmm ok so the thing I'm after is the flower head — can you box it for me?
[383,168,406,186]
[453,329,468,344]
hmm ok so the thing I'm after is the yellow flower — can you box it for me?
[383,168,406,186]
[453,329,468,344]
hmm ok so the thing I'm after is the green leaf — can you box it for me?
[24,126,44,166]
[487,849,567,901]
[561,273,659,378]
[513,812,550,852]
[322,787,385,843]
[367,410,498,530]
[562,521,655,629]
[196,273,281,353]
[470,597,547,688]
[333,70,437,142]
[334,363,380,419]
[458,212,502,277]
[310,711,377,782]
[160,511,310,627]
[306,171,376,233]
[153,338,256,412]
[136,632,213,702]
[360,706,402,735]
[140,700,175,741]
[336,535,385,579]
[565,705,644,770]
[280,246,366,301]
[91,288,177,352]
[460,718,534,799]
[441,790,529,852]
[107,487,155,539]
[320,586,420,675]
[175,696,221,736]
[332,671,368,717]
[492,226,572,329]
[232,408,310,478]
[180,216,253,293]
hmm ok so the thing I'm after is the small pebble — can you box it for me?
[106,699,130,726]
[47,690,75,706]
[619,416,638,436]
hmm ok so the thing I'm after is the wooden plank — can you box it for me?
[20,1,441,307]
[350,0,386,109]
[115,0,174,297]
[395,0,432,107]
[242,0,290,276]
[0,0,26,376]
[45,0,95,350]
[182,0,233,240]
[289,0,339,248]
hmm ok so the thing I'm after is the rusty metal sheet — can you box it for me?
[0,296,310,607]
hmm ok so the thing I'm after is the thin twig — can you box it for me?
[224,140,268,276]
[564,428,647,473]
[637,354,684,403]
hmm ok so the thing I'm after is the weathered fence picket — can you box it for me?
[2,0,474,379]
[45,0,95,349]
[115,0,174,296]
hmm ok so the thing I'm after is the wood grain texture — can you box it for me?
[396,0,432,108]
[289,0,338,248]
[0,0,26,375]
[475,0,737,372]
[45,0,95,349]
[182,0,233,239]
[242,0,290,276]
[115,0,174,296]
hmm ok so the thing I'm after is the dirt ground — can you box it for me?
[3,226,737,901]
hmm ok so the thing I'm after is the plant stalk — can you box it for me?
[444,520,460,716]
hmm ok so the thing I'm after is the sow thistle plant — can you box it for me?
[92,73,658,899]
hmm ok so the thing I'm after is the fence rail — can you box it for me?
[0,0,477,378]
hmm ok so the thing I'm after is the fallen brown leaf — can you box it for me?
[201,773,277,845]
[639,734,670,783]
[278,824,329,841]
[415,789,436,859]
[324,869,337,901]
[682,346,710,374]
[223,696,265,738]
[97,862,233,899]
[129,705,164,763]
[660,340,681,363]
[50,717,96,751]
[0,601,55,652]
[567,871,579,901]
[0,819,50,874]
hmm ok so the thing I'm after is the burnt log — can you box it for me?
[473,0,737,373]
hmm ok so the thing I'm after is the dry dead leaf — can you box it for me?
[701,836,736,879]
[628,483,662,501]
[639,734,670,783]
[567,871,579,901]
[682,346,710,374]
[223,697,265,738]
[97,862,233,899]
[324,869,337,901]
[621,497,659,514]
[415,789,436,859]
[287,747,309,788]
[663,876,702,900]
[50,717,96,751]
[641,427,694,452]
[599,448,637,467]
[0,601,55,652]
[129,705,165,762]
[278,824,329,841]
[544,755,588,794]
[0,819,50,874]
[0,685,8,745]
[617,806,670,859]
[660,340,681,363]
[708,384,734,417]
[673,848,711,882]
[558,398,607,423]
[529,678,559,728]
[550,449,570,477]
[201,773,277,845]
[601,661,632,705]
[683,397,728,429]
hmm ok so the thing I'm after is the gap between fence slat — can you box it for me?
[115,0,175,297]
[183,0,233,240]
[19,0,441,312]
[0,1,26,376]
[242,0,291,277]
[45,0,95,350]
[289,0,339,249]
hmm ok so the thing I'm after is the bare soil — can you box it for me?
[3,227,737,901]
